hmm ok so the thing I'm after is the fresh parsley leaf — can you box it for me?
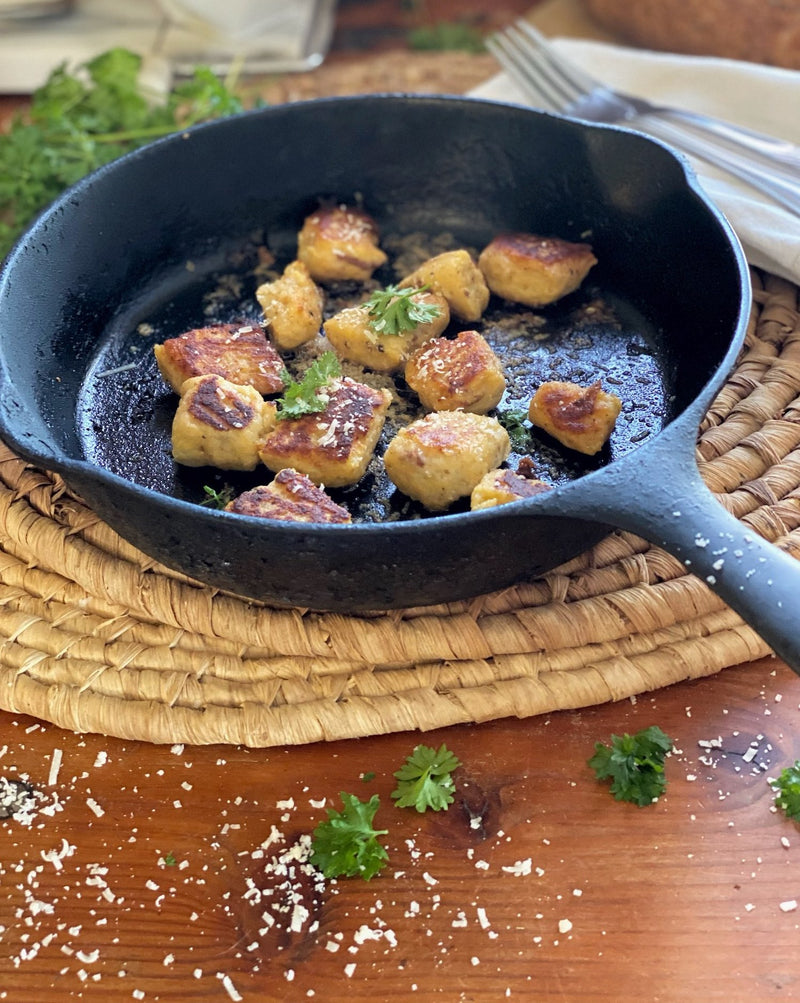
[588,725,673,807]
[365,284,442,335]
[163,851,177,867]
[310,792,388,881]
[771,761,800,821]
[408,21,486,54]
[496,407,533,451]
[200,484,235,509]
[0,47,244,259]
[391,743,461,812]
[275,351,341,420]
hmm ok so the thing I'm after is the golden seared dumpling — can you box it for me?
[384,410,510,511]
[171,374,277,470]
[323,289,449,374]
[154,322,285,396]
[478,233,597,307]
[400,249,490,322]
[256,260,324,351]
[297,204,388,283]
[404,329,506,414]
[528,380,621,455]
[470,467,552,510]
[225,469,351,524]
[258,376,392,488]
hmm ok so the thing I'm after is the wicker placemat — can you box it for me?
[1,49,799,746]
[0,269,797,746]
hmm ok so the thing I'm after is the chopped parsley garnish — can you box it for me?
[771,761,800,821]
[0,47,245,259]
[391,742,461,813]
[497,406,533,452]
[408,21,486,54]
[200,484,235,509]
[588,725,674,806]
[310,792,388,881]
[275,351,341,420]
[365,283,442,335]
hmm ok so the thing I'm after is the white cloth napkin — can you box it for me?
[471,39,800,284]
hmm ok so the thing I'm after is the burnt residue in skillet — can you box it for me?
[77,229,670,523]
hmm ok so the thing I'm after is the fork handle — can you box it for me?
[655,106,800,175]
[639,114,800,218]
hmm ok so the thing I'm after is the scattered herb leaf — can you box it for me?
[200,484,235,509]
[497,406,533,452]
[588,725,674,807]
[361,771,376,783]
[310,792,388,881]
[771,761,800,821]
[0,47,245,259]
[276,351,341,421]
[163,851,177,867]
[365,283,442,335]
[391,742,461,813]
[408,22,486,53]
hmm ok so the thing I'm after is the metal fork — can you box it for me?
[487,21,800,219]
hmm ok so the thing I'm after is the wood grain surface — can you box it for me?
[2,3,799,1001]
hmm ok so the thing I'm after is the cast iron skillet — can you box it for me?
[0,95,797,670]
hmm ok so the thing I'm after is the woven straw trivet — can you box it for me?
[2,49,800,746]
[0,269,797,746]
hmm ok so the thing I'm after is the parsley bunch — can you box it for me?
[391,742,461,812]
[0,47,244,258]
[365,284,442,335]
[276,351,341,420]
[771,761,800,821]
[588,725,674,807]
[310,792,388,881]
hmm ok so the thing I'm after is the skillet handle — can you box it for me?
[552,447,800,675]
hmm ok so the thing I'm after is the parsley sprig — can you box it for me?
[275,351,341,421]
[391,743,461,813]
[310,792,389,881]
[770,761,800,821]
[0,47,244,258]
[365,283,442,335]
[588,725,673,807]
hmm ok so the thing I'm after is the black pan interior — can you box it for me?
[76,229,668,521]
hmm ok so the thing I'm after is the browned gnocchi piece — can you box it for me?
[323,290,449,373]
[528,380,621,455]
[256,260,324,350]
[171,374,277,470]
[470,467,553,510]
[384,410,510,511]
[404,329,506,414]
[399,249,490,322]
[225,468,351,524]
[297,204,387,283]
[258,377,392,488]
[478,233,597,307]
[154,322,284,396]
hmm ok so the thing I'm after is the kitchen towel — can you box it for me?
[472,39,800,284]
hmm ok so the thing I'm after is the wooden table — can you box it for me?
[2,3,799,1001]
